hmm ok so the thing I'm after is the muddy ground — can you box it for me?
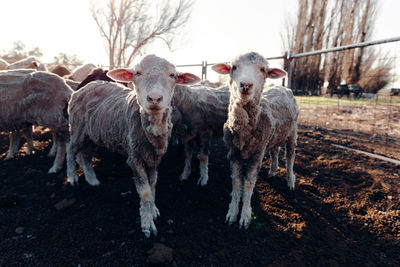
[0,125,399,266]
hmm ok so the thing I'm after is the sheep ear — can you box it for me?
[107,69,134,82]
[177,73,200,85]
[32,61,39,68]
[212,64,231,75]
[267,68,287,79]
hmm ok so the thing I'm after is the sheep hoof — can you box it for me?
[48,166,60,174]
[86,178,101,186]
[67,176,79,186]
[142,222,158,238]
[179,173,189,181]
[4,154,14,160]
[239,216,251,229]
[197,177,208,186]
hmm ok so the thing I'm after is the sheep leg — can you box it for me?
[22,126,34,155]
[148,168,160,219]
[268,146,280,177]
[48,132,57,157]
[76,144,100,186]
[128,156,158,237]
[226,160,242,224]
[197,134,211,186]
[239,156,263,229]
[48,133,67,174]
[179,140,193,181]
[285,132,297,190]
[5,131,21,160]
[66,136,81,185]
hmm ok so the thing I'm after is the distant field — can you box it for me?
[295,95,400,108]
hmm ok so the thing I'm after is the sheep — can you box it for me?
[172,84,230,185]
[8,56,47,71]
[4,57,51,159]
[212,52,299,228]
[0,58,9,70]
[68,63,96,82]
[75,67,116,90]
[66,54,200,237]
[50,64,72,78]
[0,69,73,173]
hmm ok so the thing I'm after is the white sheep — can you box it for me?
[68,63,96,82]
[8,56,48,71]
[172,84,230,185]
[212,52,299,228]
[66,55,200,237]
[4,57,52,159]
[0,58,9,70]
[0,69,73,173]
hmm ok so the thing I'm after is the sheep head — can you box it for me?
[107,54,199,115]
[212,52,286,104]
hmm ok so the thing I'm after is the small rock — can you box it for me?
[167,219,174,225]
[15,227,24,235]
[147,243,173,264]
[388,195,393,200]
[54,198,76,211]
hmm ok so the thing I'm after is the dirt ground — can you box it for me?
[0,125,399,266]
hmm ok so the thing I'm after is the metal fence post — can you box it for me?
[283,51,293,89]
[202,61,207,80]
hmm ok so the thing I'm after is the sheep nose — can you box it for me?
[146,94,163,104]
[240,82,253,93]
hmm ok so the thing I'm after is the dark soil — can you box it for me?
[0,125,399,266]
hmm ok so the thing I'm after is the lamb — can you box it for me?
[66,55,199,237]
[172,84,230,185]
[67,63,96,82]
[75,67,116,90]
[8,56,47,71]
[212,52,299,228]
[0,58,9,70]
[50,64,72,78]
[0,69,73,173]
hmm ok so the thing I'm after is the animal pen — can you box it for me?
[174,37,400,162]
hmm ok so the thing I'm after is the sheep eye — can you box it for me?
[169,73,176,79]
[135,71,143,76]
[260,67,266,73]
[231,65,237,72]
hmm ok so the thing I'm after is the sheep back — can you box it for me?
[0,70,73,132]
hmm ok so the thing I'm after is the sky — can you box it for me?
[1,0,400,83]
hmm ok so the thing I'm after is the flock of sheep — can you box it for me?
[0,52,299,237]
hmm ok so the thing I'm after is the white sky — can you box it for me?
[1,0,400,83]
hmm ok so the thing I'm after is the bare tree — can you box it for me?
[283,0,385,95]
[90,0,193,69]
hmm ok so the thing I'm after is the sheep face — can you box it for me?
[212,52,287,102]
[107,55,200,115]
